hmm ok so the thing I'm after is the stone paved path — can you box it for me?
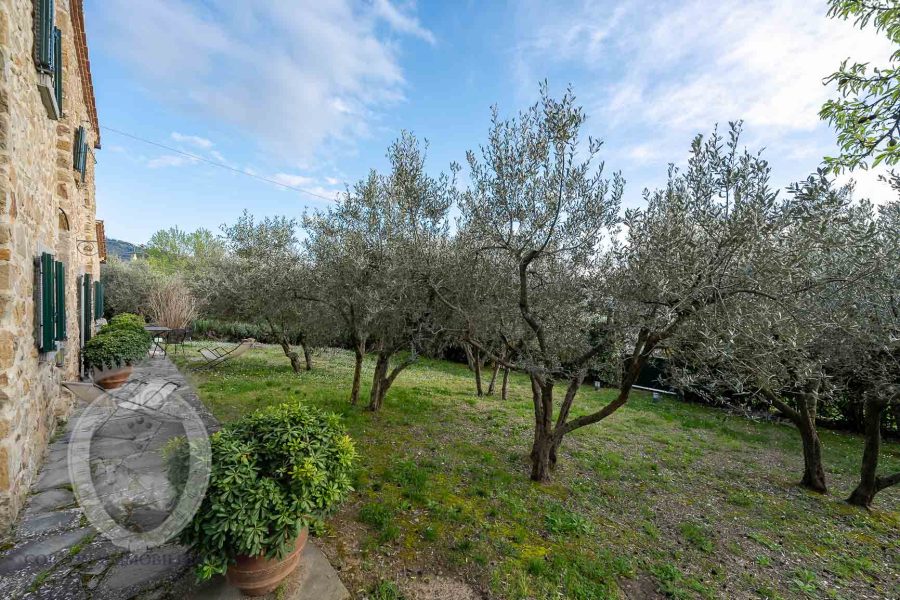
[0,356,348,600]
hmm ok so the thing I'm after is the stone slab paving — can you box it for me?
[185,542,349,600]
[0,356,349,600]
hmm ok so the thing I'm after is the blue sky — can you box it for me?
[84,0,896,244]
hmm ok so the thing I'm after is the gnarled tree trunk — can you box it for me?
[350,340,365,405]
[368,347,418,412]
[267,319,302,374]
[847,398,900,508]
[501,368,509,401]
[473,348,484,396]
[529,376,555,482]
[767,388,827,494]
[369,351,390,411]
[297,332,313,371]
[279,336,303,374]
[796,392,827,493]
[487,362,500,395]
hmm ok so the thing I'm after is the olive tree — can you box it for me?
[99,257,159,319]
[669,174,878,493]
[828,199,900,507]
[450,85,625,481]
[204,213,318,373]
[304,132,454,409]
[432,232,520,398]
[455,97,841,482]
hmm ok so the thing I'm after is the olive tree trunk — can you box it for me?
[267,319,302,374]
[297,332,313,371]
[473,348,484,396]
[766,389,827,493]
[278,336,303,374]
[847,398,900,508]
[487,362,500,395]
[350,340,365,405]
[501,368,509,401]
[368,348,417,411]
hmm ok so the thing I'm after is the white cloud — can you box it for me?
[623,142,663,165]
[515,0,893,134]
[836,166,897,205]
[512,0,897,203]
[272,173,317,188]
[372,0,436,44]
[171,132,214,149]
[94,0,430,164]
[146,154,199,169]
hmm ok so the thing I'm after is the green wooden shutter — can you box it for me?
[94,281,104,321]
[55,260,66,340]
[80,141,87,182]
[34,0,54,72]
[52,27,62,113]
[73,126,84,170]
[39,253,56,352]
[82,273,92,342]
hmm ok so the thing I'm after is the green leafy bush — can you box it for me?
[180,402,356,580]
[100,312,148,337]
[82,328,152,370]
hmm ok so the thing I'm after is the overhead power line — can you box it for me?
[99,125,340,202]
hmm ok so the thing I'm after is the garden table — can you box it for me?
[144,325,171,356]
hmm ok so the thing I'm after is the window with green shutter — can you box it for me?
[52,27,62,113]
[55,260,66,341]
[34,0,54,73]
[37,252,57,353]
[82,273,93,343]
[94,281,104,321]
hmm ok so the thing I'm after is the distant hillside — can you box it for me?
[106,238,145,261]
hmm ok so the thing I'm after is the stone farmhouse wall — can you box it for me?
[0,0,100,528]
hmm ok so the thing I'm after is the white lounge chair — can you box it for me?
[195,338,256,370]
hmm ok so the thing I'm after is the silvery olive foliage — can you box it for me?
[667,173,880,493]
[448,84,624,481]
[822,198,900,506]
[100,257,159,319]
[202,212,322,373]
[303,132,456,409]
[191,76,897,499]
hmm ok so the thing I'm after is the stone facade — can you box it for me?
[0,0,101,528]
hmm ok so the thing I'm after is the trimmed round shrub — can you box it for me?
[180,402,356,580]
[82,328,152,370]
[100,312,148,337]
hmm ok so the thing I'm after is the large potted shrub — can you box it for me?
[83,323,152,389]
[180,402,356,595]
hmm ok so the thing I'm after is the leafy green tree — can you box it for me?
[146,226,225,274]
[821,1,900,171]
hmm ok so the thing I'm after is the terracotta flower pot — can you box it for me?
[226,528,308,596]
[94,365,133,389]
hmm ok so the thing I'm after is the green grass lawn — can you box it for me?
[174,344,899,600]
